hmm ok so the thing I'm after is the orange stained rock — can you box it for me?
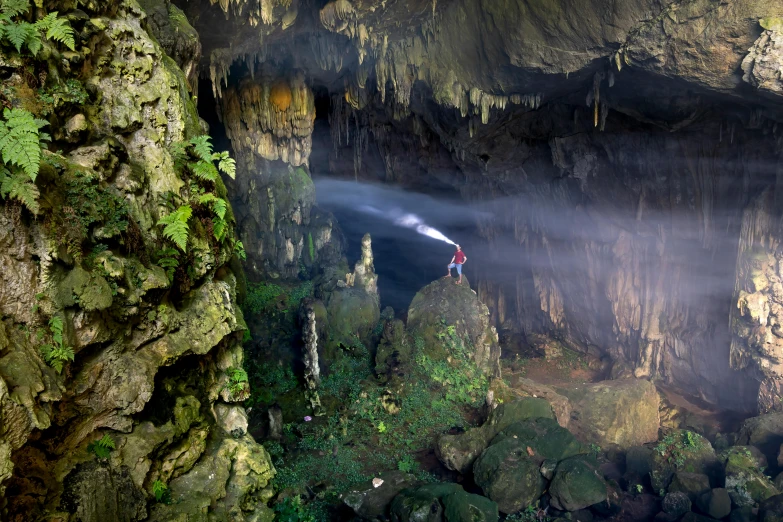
[269,80,292,111]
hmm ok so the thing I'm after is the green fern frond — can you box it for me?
[3,20,33,52]
[213,217,227,241]
[87,434,115,459]
[1,0,29,18]
[0,107,47,181]
[36,12,75,51]
[189,135,213,163]
[217,154,236,179]
[169,140,188,170]
[197,193,227,219]
[191,159,218,182]
[0,167,40,213]
[158,205,192,251]
[24,28,40,55]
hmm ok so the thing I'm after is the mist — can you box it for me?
[314,176,749,330]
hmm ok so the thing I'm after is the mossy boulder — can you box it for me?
[390,483,498,522]
[723,445,780,506]
[650,430,719,493]
[407,277,500,377]
[549,455,607,512]
[436,398,555,473]
[556,379,660,449]
[473,436,546,514]
[491,417,586,461]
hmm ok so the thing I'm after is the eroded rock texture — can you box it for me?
[0,1,272,519]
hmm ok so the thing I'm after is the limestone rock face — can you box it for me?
[557,379,660,449]
[408,277,500,378]
[342,470,418,519]
[0,2,271,520]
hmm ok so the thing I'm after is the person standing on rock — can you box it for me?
[446,244,467,284]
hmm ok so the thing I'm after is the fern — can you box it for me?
[1,166,39,213]
[35,12,75,51]
[87,434,116,459]
[1,0,30,18]
[213,217,227,241]
[152,480,171,504]
[0,107,48,181]
[155,247,179,283]
[158,205,192,251]
[215,151,236,179]
[197,193,227,219]
[0,2,76,55]
[191,159,218,182]
[39,315,74,373]
[169,140,188,171]
[189,135,213,163]
[234,240,247,261]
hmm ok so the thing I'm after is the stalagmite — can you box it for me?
[302,304,324,416]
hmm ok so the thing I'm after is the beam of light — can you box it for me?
[358,205,457,245]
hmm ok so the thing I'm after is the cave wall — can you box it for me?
[0,1,274,519]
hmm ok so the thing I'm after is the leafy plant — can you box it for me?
[397,454,417,473]
[170,135,236,182]
[505,502,551,522]
[158,204,192,251]
[634,483,643,494]
[38,79,89,115]
[0,0,76,55]
[234,240,246,260]
[0,107,48,213]
[225,367,249,396]
[274,496,315,522]
[377,421,387,434]
[198,193,228,240]
[152,480,170,504]
[87,433,115,459]
[39,315,74,373]
[155,247,180,283]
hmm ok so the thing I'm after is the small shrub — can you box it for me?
[225,367,249,396]
[397,454,417,473]
[245,282,283,314]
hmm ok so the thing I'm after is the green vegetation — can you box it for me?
[245,282,283,314]
[268,319,480,515]
[224,367,249,397]
[155,248,180,283]
[244,280,314,316]
[274,496,317,522]
[0,107,49,213]
[157,136,236,254]
[158,204,192,252]
[53,172,129,260]
[655,430,704,469]
[87,434,115,459]
[0,0,75,56]
[244,358,298,408]
[152,480,171,504]
[39,315,74,373]
[38,79,89,116]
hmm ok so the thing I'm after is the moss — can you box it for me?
[307,232,314,262]
[760,17,783,31]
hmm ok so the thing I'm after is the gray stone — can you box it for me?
[696,488,731,520]
[662,491,691,517]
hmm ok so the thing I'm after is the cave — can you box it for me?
[4,0,783,521]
